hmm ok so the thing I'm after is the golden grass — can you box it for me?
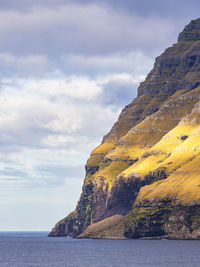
[122,110,200,178]
[92,142,115,154]
[138,154,200,204]
[94,161,130,186]
[107,88,200,164]
[134,100,200,203]
[87,153,104,167]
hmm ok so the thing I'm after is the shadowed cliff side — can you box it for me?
[49,18,200,239]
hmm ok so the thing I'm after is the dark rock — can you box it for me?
[105,175,154,218]
[178,18,200,42]
[180,135,188,141]
[124,200,200,239]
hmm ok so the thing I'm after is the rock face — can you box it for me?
[49,18,200,239]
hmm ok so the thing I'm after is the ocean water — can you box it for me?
[0,232,200,266]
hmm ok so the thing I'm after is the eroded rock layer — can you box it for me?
[49,18,200,239]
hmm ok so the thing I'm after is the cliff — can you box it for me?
[49,18,200,239]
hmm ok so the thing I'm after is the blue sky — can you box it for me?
[0,0,200,230]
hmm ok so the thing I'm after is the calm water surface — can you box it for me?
[0,232,200,266]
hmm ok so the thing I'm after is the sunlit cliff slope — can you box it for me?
[49,18,200,239]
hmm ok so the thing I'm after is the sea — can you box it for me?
[0,232,200,267]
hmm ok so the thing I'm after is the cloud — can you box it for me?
[0,76,103,140]
[0,50,154,81]
[0,3,177,57]
[61,51,154,76]
[0,53,50,77]
[100,73,141,106]
[1,0,200,20]
[0,68,147,189]
[0,73,131,187]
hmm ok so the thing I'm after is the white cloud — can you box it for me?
[0,3,177,56]
[0,50,154,82]
[100,72,144,85]
[0,53,50,77]
[2,76,102,100]
[0,74,128,189]
[62,51,154,74]
[42,135,78,147]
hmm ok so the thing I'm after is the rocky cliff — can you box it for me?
[49,18,200,239]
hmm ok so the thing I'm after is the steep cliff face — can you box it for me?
[49,18,200,239]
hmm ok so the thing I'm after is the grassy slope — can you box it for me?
[85,93,173,187]
[138,154,200,204]
[134,95,200,204]
[121,87,200,179]
[85,86,200,191]
[91,87,200,188]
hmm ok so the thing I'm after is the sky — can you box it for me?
[0,0,200,231]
